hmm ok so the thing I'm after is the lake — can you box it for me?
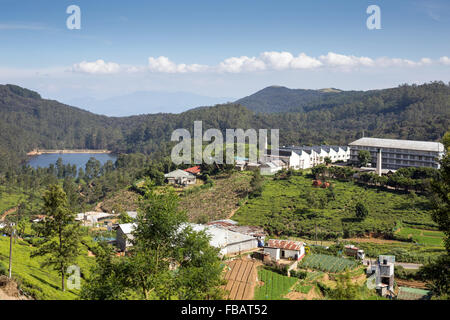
[28,153,117,171]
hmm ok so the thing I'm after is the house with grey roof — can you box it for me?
[164,169,196,186]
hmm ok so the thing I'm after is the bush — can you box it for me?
[290,269,307,279]
[0,263,7,276]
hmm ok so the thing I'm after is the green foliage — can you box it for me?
[418,254,450,296]
[0,236,94,300]
[249,170,264,198]
[357,150,371,167]
[234,175,437,240]
[254,267,298,300]
[31,185,82,291]
[327,272,360,300]
[300,254,358,273]
[2,82,450,176]
[82,182,224,300]
[355,202,369,220]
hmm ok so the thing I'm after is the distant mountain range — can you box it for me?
[64,91,235,117]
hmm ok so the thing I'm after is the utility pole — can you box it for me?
[8,223,14,279]
[315,223,317,245]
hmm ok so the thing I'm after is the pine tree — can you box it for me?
[31,184,82,291]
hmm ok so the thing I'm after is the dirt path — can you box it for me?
[226,206,241,220]
[0,207,17,222]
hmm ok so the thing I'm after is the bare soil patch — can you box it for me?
[223,257,261,300]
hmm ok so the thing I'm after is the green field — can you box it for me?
[254,267,298,300]
[300,254,358,273]
[233,175,436,239]
[0,237,95,300]
[396,227,444,247]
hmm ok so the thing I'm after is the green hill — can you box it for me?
[1,82,449,174]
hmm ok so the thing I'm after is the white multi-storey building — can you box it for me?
[349,137,445,170]
[264,145,351,170]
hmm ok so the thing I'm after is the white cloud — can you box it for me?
[70,52,449,76]
[72,59,121,74]
[440,56,450,65]
[260,51,322,70]
[148,56,208,73]
[319,52,374,68]
[218,56,266,73]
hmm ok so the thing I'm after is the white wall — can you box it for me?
[264,247,280,261]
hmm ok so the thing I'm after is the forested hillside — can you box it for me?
[235,85,347,113]
[0,82,449,174]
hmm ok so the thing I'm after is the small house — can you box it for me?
[164,169,196,186]
[264,239,305,261]
[116,223,137,252]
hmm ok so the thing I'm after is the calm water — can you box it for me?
[28,153,117,171]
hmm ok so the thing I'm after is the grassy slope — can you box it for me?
[0,186,26,214]
[233,175,436,239]
[0,237,95,300]
[179,172,252,223]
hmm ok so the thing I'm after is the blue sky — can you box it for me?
[0,0,449,111]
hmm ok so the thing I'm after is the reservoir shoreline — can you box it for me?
[27,149,112,156]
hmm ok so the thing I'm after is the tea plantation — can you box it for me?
[234,175,436,240]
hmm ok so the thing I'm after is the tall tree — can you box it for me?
[31,185,82,291]
[355,201,369,220]
[419,132,450,298]
[81,181,224,300]
[357,150,371,167]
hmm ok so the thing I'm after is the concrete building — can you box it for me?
[367,255,395,297]
[115,222,260,256]
[349,137,445,170]
[263,239,305,261]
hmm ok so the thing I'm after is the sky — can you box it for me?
[0,0,449,113]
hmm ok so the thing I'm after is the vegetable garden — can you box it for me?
[254,267,298,300]
[299,254,358,273]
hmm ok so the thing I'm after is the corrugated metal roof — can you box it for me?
[266,239,303,251]
[164,169,195,178]
[118,223,137,234]
[184,166,201,174]
[349,138,444,152]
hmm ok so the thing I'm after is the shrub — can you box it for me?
[0,263,7,276]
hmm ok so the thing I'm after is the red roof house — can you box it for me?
[184,166,201,175]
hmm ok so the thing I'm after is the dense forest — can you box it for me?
[0,82,449,174]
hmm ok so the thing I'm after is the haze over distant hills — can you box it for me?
[64,91,235,117]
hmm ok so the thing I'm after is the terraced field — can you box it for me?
[254,267,298,300]
[396,227,444,247]
[223,259,260,300]
[233,175,436,239]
